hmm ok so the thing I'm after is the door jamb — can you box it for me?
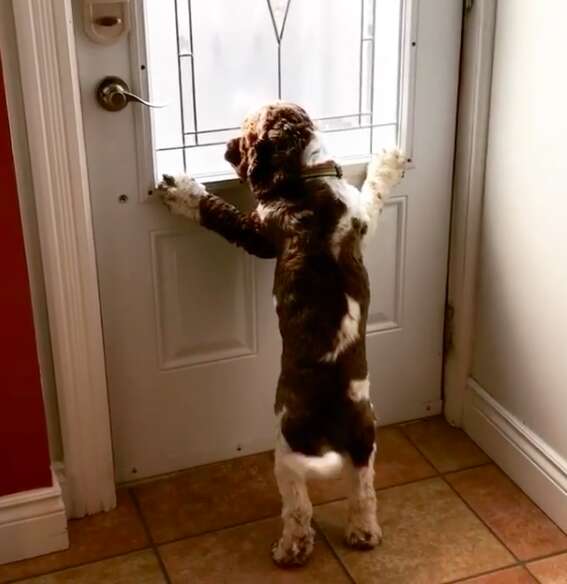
[444,0,496,426]
[11,0,115,516]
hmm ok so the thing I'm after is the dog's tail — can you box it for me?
[281,450,344,479]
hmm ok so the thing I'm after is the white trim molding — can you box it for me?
[464,379,567,533]
[0,470,68,565]
[12,0,115,516]
[443,0,497,425]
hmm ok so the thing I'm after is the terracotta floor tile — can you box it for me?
[402,416,491,473]
[374,426,438,489]
[459,566,537,583]
[527,553,567,583]
[314,477,513,583]
[16,550,165,584]
[446,465,567,561]
[159,516,350,584]
[0,490,148,583]
[309,426,437,505]
[133,451,281,544]
[306,470,350,506]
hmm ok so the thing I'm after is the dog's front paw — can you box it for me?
[367,148,407,189]
[156,174,206,221]
[345,523,383,550]
[271,528,315,568]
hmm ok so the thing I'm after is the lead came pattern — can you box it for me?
[145,0,402,178]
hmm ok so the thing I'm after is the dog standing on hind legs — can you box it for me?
[158,102,406,567]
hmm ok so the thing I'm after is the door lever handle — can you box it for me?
[96,76,167,112]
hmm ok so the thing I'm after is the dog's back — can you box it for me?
[267,176,376,467]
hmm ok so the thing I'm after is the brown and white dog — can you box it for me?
[158,102,406,567]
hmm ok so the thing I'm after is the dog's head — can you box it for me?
[225,102,315,198]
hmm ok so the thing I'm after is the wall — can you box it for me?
[0,64,51,496]
[471,2,567,461]
[0,0,63,462]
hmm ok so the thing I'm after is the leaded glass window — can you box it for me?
[144,0,403,180]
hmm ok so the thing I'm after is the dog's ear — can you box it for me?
[247,136,275,186]
[247,105,314,194]
[225,137,248,181]
[224,137,241,167]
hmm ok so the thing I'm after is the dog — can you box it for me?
[158,102,406,567]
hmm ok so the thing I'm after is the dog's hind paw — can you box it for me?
[156,174,206,221]
[271,529,315,568]
[345,523,382,550]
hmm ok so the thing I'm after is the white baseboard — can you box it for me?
[0,468,69,565]
[464,378,567,532]
[52,461,71,517]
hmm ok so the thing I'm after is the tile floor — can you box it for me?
[1,417,566,583]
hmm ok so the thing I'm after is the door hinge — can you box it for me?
[443,303,455,356]
[465,0,474,13]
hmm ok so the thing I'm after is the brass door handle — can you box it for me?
[96,76,167,112]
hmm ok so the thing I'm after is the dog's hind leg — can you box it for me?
[272,443,315,567]
[345,443,382,549]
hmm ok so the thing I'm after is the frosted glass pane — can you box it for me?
[372,124,397,153]
[373,0,402,125]
[281,0,361,119]
[156,150,184,178]
[191,0,278,130]
[145,0,182,150]
[324,128,372,160]
[144,0,402,180]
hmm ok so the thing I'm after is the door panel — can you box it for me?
[152,230,257,369]
[74,0,461,481]
[366,196,406,333]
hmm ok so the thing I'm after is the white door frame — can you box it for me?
[11,0,115,517]
[10,0,493,514]
[443,0,496,426]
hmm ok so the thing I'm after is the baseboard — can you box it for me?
[0,468,69,565]
[52,461,71,517]
[464,378,567,532]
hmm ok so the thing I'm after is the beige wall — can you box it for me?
[472,0,567,460]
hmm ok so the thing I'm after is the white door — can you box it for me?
[74,0,461,482]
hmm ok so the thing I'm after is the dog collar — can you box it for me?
[301,161,343,180]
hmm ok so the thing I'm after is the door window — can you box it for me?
[140,0,407,181]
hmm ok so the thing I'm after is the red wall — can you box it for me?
[0,64,52,496]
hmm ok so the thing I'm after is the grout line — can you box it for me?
[399,420,493,477]
[149,512,283,547]
[4,548,152,584]
[441,469,567,568]
[442,461,494,475]
[120,449,274,489]
[129,488,172,584]
[130,472,450,550]
[120,418,433,490]
[131,473,447,551]
[398,420,444,471]
[154,548,173,584]
[443,562,523,584]
[440,474,522,564]
[312,518,357,584]
[524,564,544,584]
[9,418,563,583]
[521,548,567,564]
[375,473,438,493]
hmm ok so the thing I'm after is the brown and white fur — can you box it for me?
[158,102,406,567]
